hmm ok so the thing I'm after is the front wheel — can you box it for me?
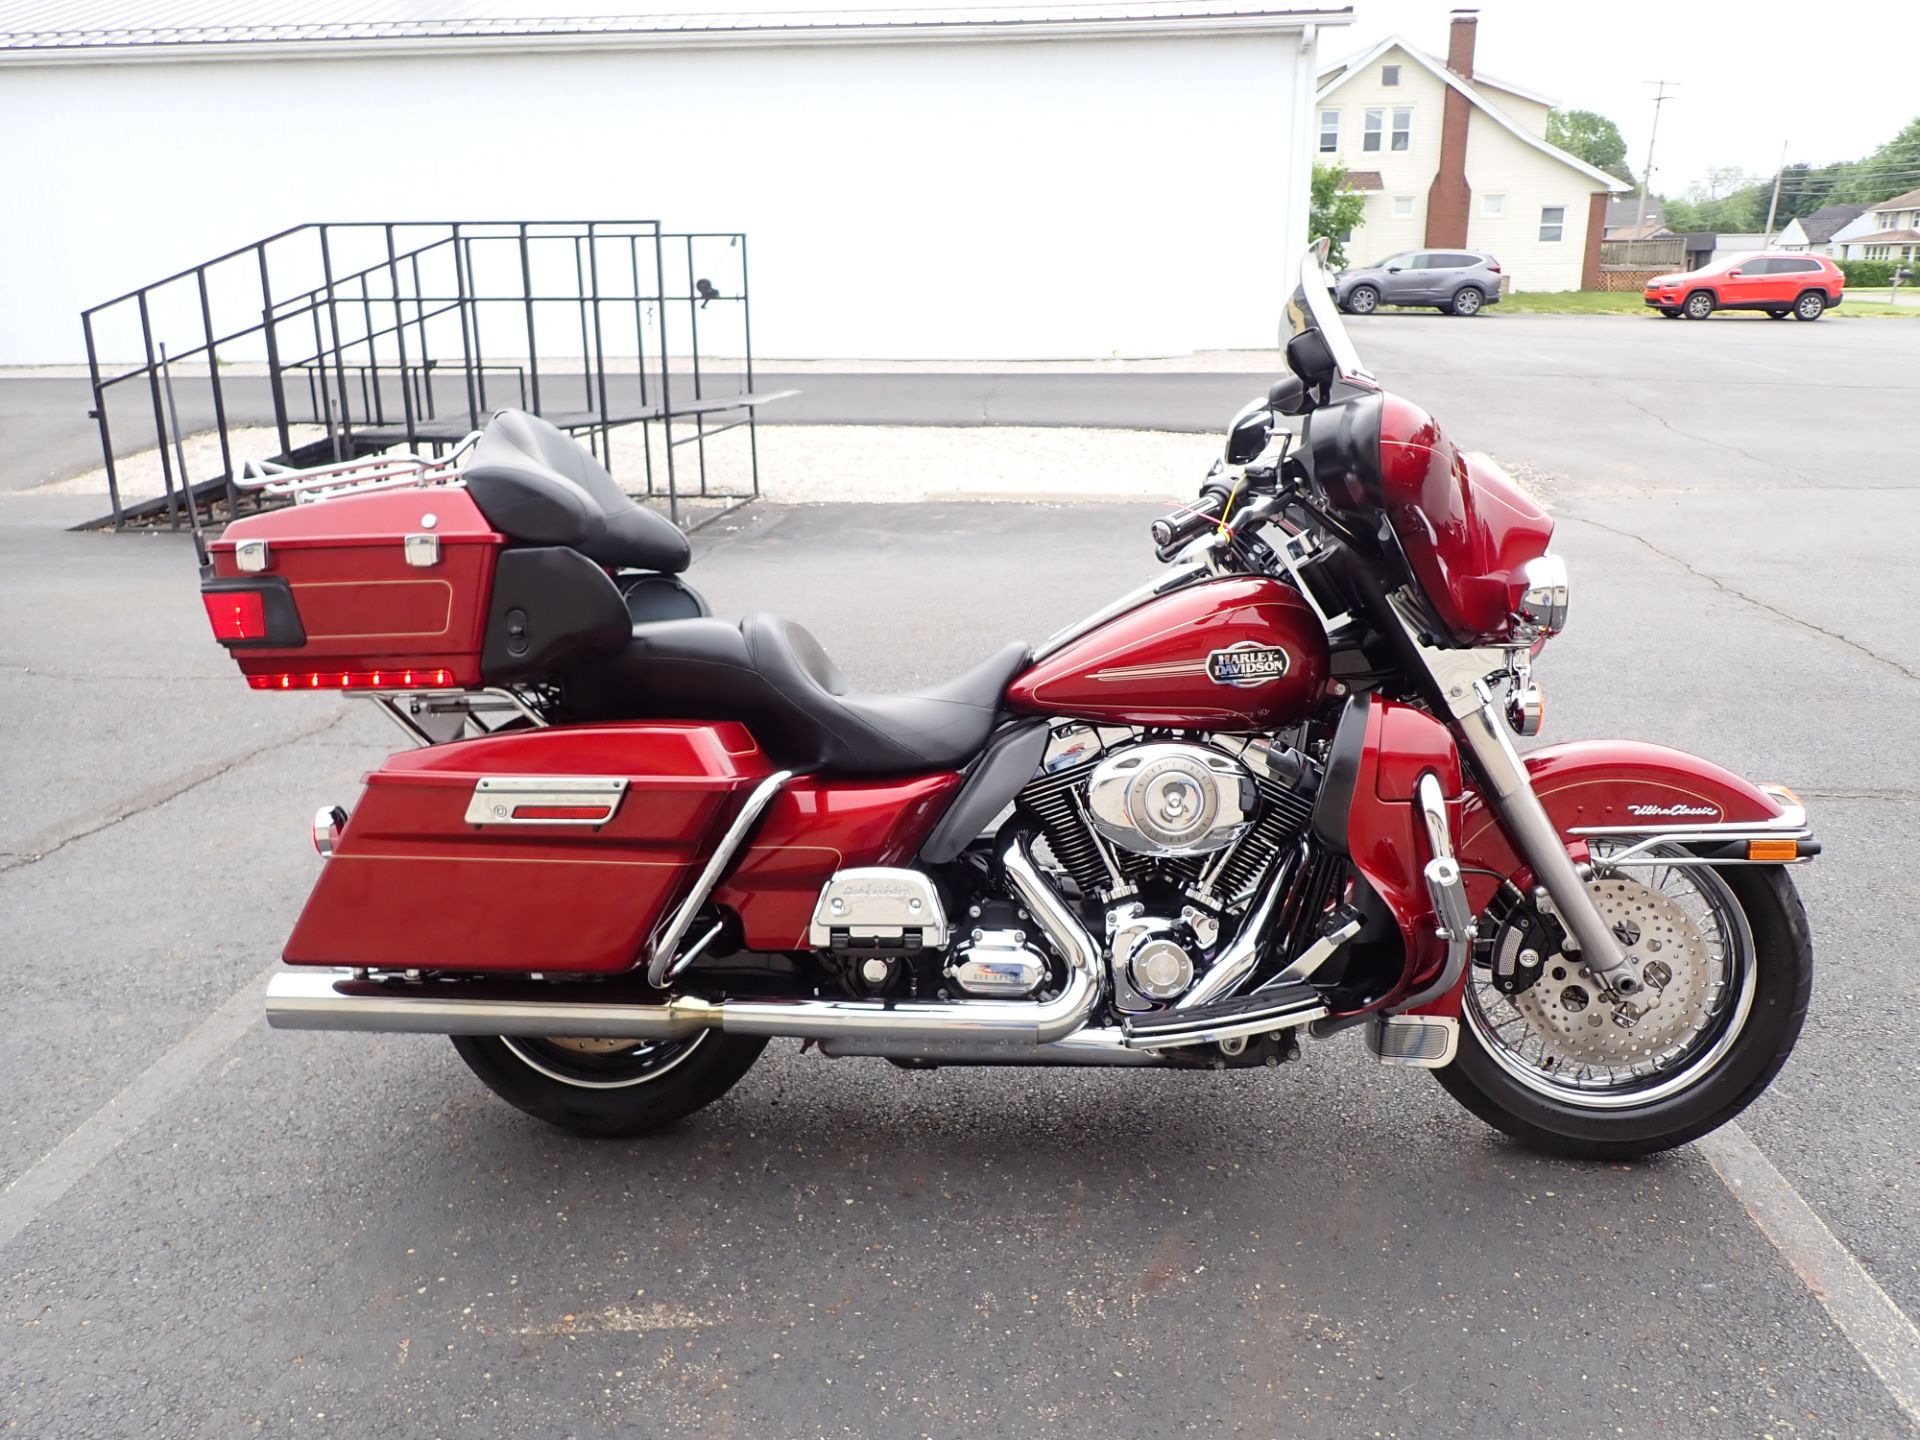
[1435,858,1811,1160]
[1345,284,1380,315]
[1683,290,1715,320]
[452,1030,768,1137]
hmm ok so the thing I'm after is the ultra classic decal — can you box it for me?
[1205,642,1291,689]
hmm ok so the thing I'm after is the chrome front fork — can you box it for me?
[1451,696,1636,988]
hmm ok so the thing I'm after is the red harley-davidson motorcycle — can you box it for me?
[203,241,1816,1159]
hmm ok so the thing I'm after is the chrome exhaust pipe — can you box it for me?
[817,1029,1165,1067]
[266,836,1104,1047]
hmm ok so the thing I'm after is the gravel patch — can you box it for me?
[45,424,1224,507]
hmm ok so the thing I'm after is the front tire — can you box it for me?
[1435,863,1811,1160]
[452,1030,768,1137]
[1345,284,1380,315]
[1683,290,1715,320]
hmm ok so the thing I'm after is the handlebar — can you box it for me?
[1150,485,1234,551]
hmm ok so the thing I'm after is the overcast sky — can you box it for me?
[1332,0,1918,197]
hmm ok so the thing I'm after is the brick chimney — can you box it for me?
[1445,8,1477,79]
[1425,8,1477,248]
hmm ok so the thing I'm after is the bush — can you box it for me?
[1838,258,1916,287]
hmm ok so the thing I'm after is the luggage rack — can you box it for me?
[234,431,478,506]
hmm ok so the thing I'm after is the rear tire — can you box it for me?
[1683,290,1715,320]
[452,1030,768,1137]
[1794,290,1827,321]
[1345,284,1380,316]
[1450,287,1485,316]
[1434,865,1811,1161]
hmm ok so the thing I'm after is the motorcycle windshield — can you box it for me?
[1287,238,1374,387]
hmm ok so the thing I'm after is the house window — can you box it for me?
[1482,194,1505,216]
[1868,245,1890,260]
[1393,195,1415,218]
[1391,108,1412,152]
[1382,64,1401,86]
[1539,206,1566,242]
[1363,109,1383,153]
[1319,109,1339,153]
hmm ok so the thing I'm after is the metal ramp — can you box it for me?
[79,220,790,531]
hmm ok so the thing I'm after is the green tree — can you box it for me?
[1547,108,1634,183]
[1310,163,1369,269]
[1832,115,1920,203]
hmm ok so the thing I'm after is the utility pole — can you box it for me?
[1762,139,1789,245]
[1634,80,1677,237]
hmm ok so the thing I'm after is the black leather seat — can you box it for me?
[464,410,691,575]
[569,613,1031,775]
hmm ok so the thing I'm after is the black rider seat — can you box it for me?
[569,613,1031,776]
[464,410,692,575]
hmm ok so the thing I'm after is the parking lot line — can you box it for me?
[0,965,274,1252]
[1700,1124,1920,1430]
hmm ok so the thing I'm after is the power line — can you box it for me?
[1634,79,1679,237]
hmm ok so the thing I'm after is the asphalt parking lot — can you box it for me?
[3,312,1919,1437]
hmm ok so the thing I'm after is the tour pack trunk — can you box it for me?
[201,487,503,689]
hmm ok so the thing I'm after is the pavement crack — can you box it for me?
[1567,513,1920,687]
[0,708,350,874]
[1612,391,1819,486]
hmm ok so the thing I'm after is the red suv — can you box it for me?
[1645,253,1845,321]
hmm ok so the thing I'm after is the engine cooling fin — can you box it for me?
[1213,767,1318,904]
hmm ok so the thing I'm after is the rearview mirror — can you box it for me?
[1385,265,1402,273]
[1224,398,1274,466]
[1727,269,1742,277]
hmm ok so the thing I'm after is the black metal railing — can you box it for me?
[79,220,786,530]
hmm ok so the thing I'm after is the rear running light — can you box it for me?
[248,668,456,690]
[510,804,612,821]
[203,590,267,642]
[1485,261,1501,273]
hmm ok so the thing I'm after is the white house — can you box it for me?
[1313,10,1628,291]
[1774,203,1867,256]
[1834,189,1920,264]
[0,1,1350,364]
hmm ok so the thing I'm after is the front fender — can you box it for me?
[1458,740,1813,912]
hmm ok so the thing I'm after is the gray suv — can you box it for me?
[1334,250,1504,317]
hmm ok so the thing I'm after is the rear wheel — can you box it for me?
[1435,857,1811,1160]
[1683,290,1715,320]
[452,1030,768,1137]
[1794,290,1827,321]
[1345,284,1380,315]
[1450,287,1485,316]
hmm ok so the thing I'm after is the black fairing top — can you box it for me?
[464,410,692,575]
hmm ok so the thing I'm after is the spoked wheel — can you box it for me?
[1436,850,1811,1159]
[1794,291,1827,321]
[453,1029,768,1137]
[1683,290,1715,320]
[1450,287,1484,316]
[1345,284,1380,315]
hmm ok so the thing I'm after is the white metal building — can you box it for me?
[0,2,1348,364]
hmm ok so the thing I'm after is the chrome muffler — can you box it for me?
[265,838,1103,1048]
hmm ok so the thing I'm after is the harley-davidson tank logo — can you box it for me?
[1205,643,1291,688]
[1627,803,1720,818]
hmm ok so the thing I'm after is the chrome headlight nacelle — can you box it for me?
[1516,554,1570,637]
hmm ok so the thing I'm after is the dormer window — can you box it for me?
[1382,64,1401,86]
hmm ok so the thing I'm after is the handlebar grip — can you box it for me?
[1150,487,1231,550]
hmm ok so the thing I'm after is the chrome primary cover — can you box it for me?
[1085,742,1256,857]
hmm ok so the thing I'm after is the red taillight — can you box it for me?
[203,590,267,642]
[247,668,455,691]
[1485,260,1501,273]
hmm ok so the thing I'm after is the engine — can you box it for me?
[1011,730,1323,1010]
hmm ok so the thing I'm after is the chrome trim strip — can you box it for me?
[1390,772,1473,1013]
[645,769,792,987]
[462,776,628,826]
[1122,993,1327,1049]
[1366,1014,1460,1069]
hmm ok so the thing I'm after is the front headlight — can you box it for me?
[1517,554,1569,636]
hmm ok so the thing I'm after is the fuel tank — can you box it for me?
[1006,575,1329,730]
